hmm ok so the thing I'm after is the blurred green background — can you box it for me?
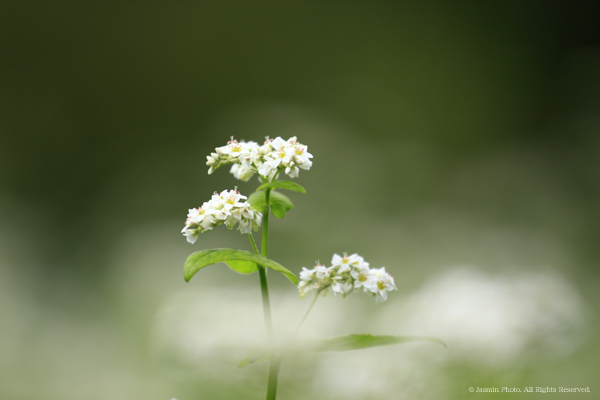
[1,1,599,399]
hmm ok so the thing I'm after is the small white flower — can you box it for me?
[298,280,315,298]
[206,152,219,167]
[230,164,255,181]
[331,280,353,296]
[270,137,288,151]
[368,267,397,303]
[257,158,281,181]
[181,226,199,244]
[314,264,330,280]
[285,165,300,178]
[350,266,374,290]
[237,218,252,234]
[299,267,315,281]
[331,252,361,273]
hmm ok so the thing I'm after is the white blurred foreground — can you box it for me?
[0,213,592,400]
[153,267,588,399]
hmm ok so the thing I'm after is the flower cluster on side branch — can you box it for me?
[298,253,397,303]
[181,189,262,244]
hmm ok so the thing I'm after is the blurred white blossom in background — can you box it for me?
[388,268,588,365]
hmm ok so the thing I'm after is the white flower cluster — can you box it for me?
[298,253,397,303]
[181,189,262,244]
[206,136,313,181]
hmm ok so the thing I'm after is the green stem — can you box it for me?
[267,358,281,400]
[292,292,319,338]
[257,265,273,343]
[247,233,269,338]
[257,187,279,400]
[248,233,259,255]
[261,188,271,258]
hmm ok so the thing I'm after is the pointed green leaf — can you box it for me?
[248,190,294,219]
[183,248,298,284]
[256,180,306,194]
[238,348,268,368]
[238,335,445,367]
[237,357,251,368]
[305,334,447,352]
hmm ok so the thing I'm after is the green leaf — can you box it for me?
[183,248,298,284]
[247,191,264,210]
[237,334,445,368]
[256,180,306,194]
[224,260,257,274]
[305,334,447,352]
[238,348,268,368]
[237,357,251,368]
[248,190,294,219]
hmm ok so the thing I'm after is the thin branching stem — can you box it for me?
[292,292,319,338]
[248,233,259,255]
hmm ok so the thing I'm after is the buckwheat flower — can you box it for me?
[275,136,313,179]
[206,152,220,174]
[181,223,200,244]
[230,163,255,181]
[207,138,260,179]
[331,279,353,296]
[331,253,362,273]
[297,253,396,303]
[216,138,249,158]
[298,263,327,298]
[368,267,397,303]
[181,189,262,243]
[299,267,315,281]
[181,202,219,244]
[229,203,262,233]
[285,164,300,178]
[206,136,313,181]
[314,264,331,280]
[298,279,315,299]
[257,158,281,181]
[258,138,274,156]
[270,136,288,151]
[219,189,247,210]
[350,265,374,291]
[236,217,259,234]
[288,142,313,172]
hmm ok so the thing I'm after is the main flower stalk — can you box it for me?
[247,188,278,399]
[255,186,280,400]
